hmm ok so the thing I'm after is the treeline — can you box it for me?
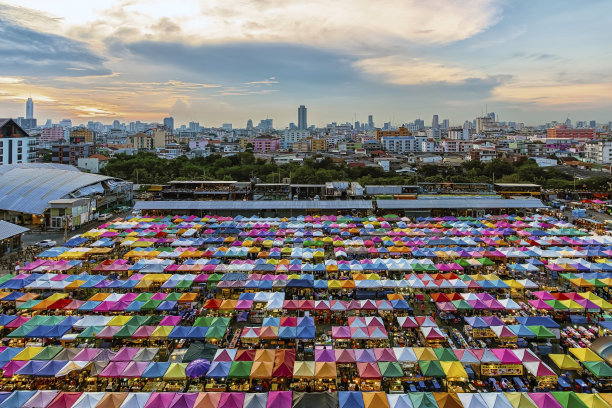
[100,152,612,190]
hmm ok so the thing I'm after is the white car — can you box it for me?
[36,240,57,248]
[98,214,113,221]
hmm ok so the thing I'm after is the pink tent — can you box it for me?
[74,348,101,362]
[528,299,553,310]
[23,390,59,408]
[6,316,31,328]
[47,392,82,408]
[194,392,222,408]
[132,326,156,339]
[491,349,522,364]
[159,316,182,326]
[169,393,199,408]
[1,360,26,377]
[218,393,245,408]
[112,347,140,362]
[331,326,351,339]
[95,326,121,339]
[121,362,149,378]
[528,393,563,408]
[357,362,382,379]
[266,391,292,408]
[374,348,397,362]
[99,362,129,378]
[144,393,176,408]
[334,349,356,363]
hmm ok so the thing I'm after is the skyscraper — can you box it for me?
[432,115,439,129]
[368,115,374,129]
[26,98,33,119]
[163,117,174,131]
[298,105,307,130]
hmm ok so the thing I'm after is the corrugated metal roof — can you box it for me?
[0,167,113,214]
[0,221,29,240]
[134,200,373,211]
[376,198,547,210]
[0,163,78,175]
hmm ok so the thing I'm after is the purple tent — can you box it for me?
[185,359,211,379]
[314,349,335,362]
[112,347,140,362]
[22,390,59,408]
[99,361,129,378]
[168,393,198,408]
[159,316,182,326]
[266,391,292,408]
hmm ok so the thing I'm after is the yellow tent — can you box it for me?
[413,347,438,361]
[576,393,611,408]
[314,362,337,379]
[150,326,173,339]
[89,293,111,301]
[293,361,315,378]
[254,349,275,363]
[12,347,45,360]
[363,392,390,408]
[504,392,538,408]
[249,361,274,379]
[549,354,582,370]
[107,315,132,326]
[570,348,604,362]
[440,361,468,379]
[163,363,186,380]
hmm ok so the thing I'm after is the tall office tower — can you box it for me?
[368,115,374,129]
[163,117,174,131]
[442,119,449,129]
[432,114,439,129]
[246,119,253,130]
[26,98,34,119]
[298,105,307,130]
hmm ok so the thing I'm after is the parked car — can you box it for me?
[98,213,113,221]
[35,240,57,248]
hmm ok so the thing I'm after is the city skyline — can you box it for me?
[1,1,612,126]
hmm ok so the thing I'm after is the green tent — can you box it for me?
[418,360,445,378]
[377,362,403,378]
[0,275,14,285]
[175,280,193,289]
[7,324,35,338]
[113,325,139,338]
[228,361,253,378]
[451,299,472,310]
[207,273,222,283]
[165,292,182,301]
[559,273,578,280]
[582,361,612,378]
[193,317,213,327]
[134,293,153,302]
[455,259,471,268]
[477,257,495,266]
[587,279,607,288]
[408,392,438,408]
[77,326,104,339]
[140,299,162,311]
[434,348,459,361]
[31,346,62,360]
[545,300,568,310]
[205,326,226,339]
[211,317,230,327]
[182,342,217,363]
[16,300,41,310]
[550,391,588,408]
[526,325,556,339]
[126,315,150,326]
[163,363,187,380]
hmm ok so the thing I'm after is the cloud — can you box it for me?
[0,10,111,77]
[354,56,488,85]
[492,81,612,107]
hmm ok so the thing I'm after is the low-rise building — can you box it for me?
[0,119,36,165]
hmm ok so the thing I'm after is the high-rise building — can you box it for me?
[189,122,200,132]
[112,120,121,129]
[26,98,33,120]
[163,117,174,131]
[441,119,450,129]
[246,119,253,130]
[414,119,425,130]
[298,105,307,130]
[432,115,439,129]
[222,123,232,131]
[368,115,374,129]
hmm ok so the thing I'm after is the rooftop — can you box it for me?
[134,200,373,211]
[377,197,547,210]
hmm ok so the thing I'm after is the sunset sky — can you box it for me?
[1,0,611,127]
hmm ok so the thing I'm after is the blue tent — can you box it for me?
[0,391,36,408]
[507,325,536,338]
[515,316,560,329]
[125,301,144,312]
[15,360,47,376]
[296,325,315,340]
[278,326,297,339]
[35,360,67,377]
[142,362,170,378]
[168,326,190,339]
[338,392,365,408]
[78,301,101,311]
[0,292,24,301]
[186,326,208,339]
[206,361,231,379]
[0,315,17,326]
[0,348,22,363]
[569,315,588,324]
[157,301,177,311]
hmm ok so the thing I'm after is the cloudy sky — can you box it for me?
[1,0,611,127]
